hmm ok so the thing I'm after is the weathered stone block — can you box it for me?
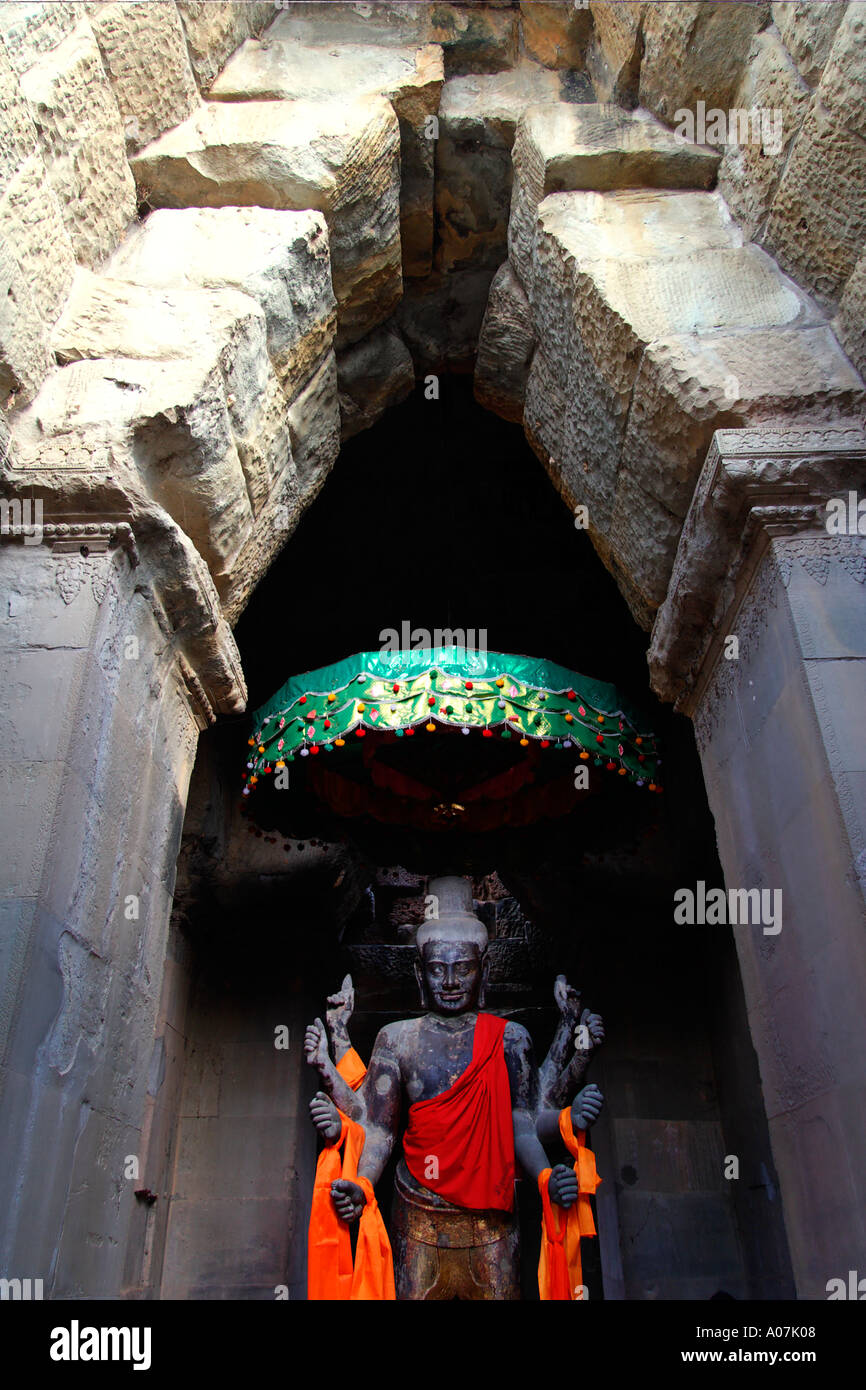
[0,150,76,323]
[14,352,256,584]
[431,2,518,75]
[0,34,38,186]
[397,265,495,373]
[761,95,866,305]
[51,269,294,526]
[519,1,592,70]
[130,96,402,346]
[771,1,846,87]
[337,326,414,440]
[815,1,866,142]
[286,350,340,506]
[613,326,865,622]
[88,1,200,151]
[639,1,771,124]
[437,62,560,275]
[508,103,719,287]
[211,35,443,279]
[474,260,534,422]
[0,227,52,405]
[176,0,273,92]
[0,1,81,77]
[108,206,336,399]
[587,1,644,105]
[233,370,292,517]
[19,18,136,267]
[269,2,518,75]
[835,251,866,382]
[526,186,863,627]
[717,30,811,241]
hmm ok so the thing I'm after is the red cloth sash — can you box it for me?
[402,1013,515,1212]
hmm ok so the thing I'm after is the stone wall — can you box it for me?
[0,537,204,1295]
[648,424,866,1298]
[0,1,275,409]
[694,535,866,1297]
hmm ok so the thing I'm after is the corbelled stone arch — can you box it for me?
[1,0,865,1304]
[150,376,795,1300]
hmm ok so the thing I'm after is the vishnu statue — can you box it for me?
[304,877,605,1300]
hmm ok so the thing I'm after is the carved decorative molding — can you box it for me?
[54,552,113,607]
[649,424,866,712]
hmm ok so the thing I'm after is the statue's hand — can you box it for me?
[331,1178,366,1224]
[553,974,582,1024]
[304,1017,331,1073]
[574,1008,605,1053]
[310,1091,342,1144]
[326,974,355,1047]
[548,1163,579,1209]
[571,1083,604,1132]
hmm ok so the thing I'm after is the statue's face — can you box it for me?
[420,941,484,1014]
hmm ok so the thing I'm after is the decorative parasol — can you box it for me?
[243,648,662,813]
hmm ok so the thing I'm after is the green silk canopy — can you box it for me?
[243,648,661,796]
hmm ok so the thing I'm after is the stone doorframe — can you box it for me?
[650,424,866,1299]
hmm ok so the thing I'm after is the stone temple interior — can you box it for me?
[0,0,864,1305]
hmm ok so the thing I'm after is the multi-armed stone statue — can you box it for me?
[304,877,604,1300]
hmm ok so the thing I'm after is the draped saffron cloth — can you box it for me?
[307,1049,394,1300]
[537,1109,602,1301]
[307,1112,395,1300]
[336,1046,367,1091]
[402,1013,515,1212]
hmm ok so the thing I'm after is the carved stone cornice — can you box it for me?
[1,435,246,716]
[648,424,866,713]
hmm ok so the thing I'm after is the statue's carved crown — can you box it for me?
[415,876,488,953]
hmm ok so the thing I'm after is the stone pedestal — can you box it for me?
[650,424,866,1297]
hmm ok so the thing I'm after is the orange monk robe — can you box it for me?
[538,1108,602,1301]
[307,1049,394,1299]
[336,1046,367,1091]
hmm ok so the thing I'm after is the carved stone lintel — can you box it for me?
[649,424,866,712]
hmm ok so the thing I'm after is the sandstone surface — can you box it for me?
[12,354,255,585]
[586,1,644,104]
[108,206,336,399]
[130,96,401,345]
[0,1,81,77]
[50,270,291,511]
[519,1,593,71]
[771,1,846,87]
[337,327,414,440]
[717,30,810,241]
[19,17,136,267]
[0,149,76,377]
[639,1,770,123]
[508,102,719,287]
[523,186,863,627]
[0,228,52,404]
[211,35,443,278]
[175,0,274,91]
[474,260,534,422]
[835,251,866,383]
[88,1,200,151]
[761,95,866,306]
[437,62,561,275]
[268,2,518,75]
[285,348,341,508]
